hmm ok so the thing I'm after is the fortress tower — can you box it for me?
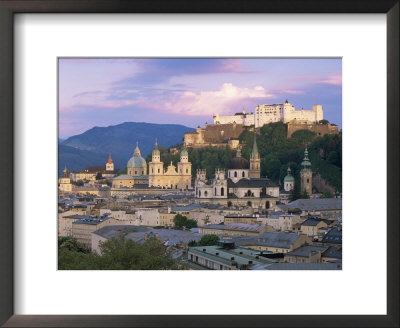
[249,134,261,178]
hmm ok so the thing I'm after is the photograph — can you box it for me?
[58,58,342,270]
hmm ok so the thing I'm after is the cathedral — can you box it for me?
[195,135,280,209]
[112,139,192,190]
[148,139,192,189]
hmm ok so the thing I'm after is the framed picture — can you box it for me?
[0,1,398,327]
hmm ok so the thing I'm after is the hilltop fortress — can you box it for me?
[213,100,323,127]
[184,100,338,148]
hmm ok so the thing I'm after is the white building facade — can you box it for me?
[213,100,323,128]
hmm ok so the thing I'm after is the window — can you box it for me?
[242,171,245,177]
[158,168,160,173]
[221,187,224,196]
[186,169,188,174]
[234,171,237,177]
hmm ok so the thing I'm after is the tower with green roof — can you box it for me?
[149,138,163,178]
[300,146,313,196]
[283,166,295,192]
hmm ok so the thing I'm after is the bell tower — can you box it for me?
[106,154,114,172]
[148,138,164,187]
[177,146,192,189]
[300,146,313,196]
[249,134,260,178]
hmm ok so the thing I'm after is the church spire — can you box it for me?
[251,134,259,160]
[301,146,312,171]
[62,165,69,178]
[152,137,160,157]
[107,154,113,164]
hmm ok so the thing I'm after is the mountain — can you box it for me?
[59,122,195,176]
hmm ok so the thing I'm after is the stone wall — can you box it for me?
[184,123,244,148]
[287,121,339,138]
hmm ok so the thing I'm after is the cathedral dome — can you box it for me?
[127,156,146,168]
[228,148,249,169]
[127,142,146,168]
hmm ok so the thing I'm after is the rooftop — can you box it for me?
[286,198,342,211]
[200,223,266,233]
[188,245,276,269]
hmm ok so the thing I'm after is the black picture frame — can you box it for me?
[0,1,398,327]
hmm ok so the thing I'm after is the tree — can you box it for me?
[173,214,188,228]
[198,234,219,246]
[290,130,316,145]
[75,180,84,186]
[320,190,334,198]
[185,219,198,229]
[173,214,197,229]
[319,119,330,124]
[301,190,310,199]
[58,236,185,270]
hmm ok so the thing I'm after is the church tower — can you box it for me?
[177,146,192,189]
[59,166,72,192]
[249,134,261,178]
[300,146,313,196]
[106,154,114,172]
[148,138,164,187]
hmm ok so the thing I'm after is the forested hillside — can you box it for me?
[148,122,342,193]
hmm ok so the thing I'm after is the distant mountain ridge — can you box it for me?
[59,122,195,177]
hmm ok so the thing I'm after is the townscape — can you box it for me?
[58,100,342,270]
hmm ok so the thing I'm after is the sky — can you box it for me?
[58,58,342,139]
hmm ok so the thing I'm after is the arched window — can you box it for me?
[242,171,245,177]
[158,168,160,173]
[247,201,252,207]
[215,188,217,195]
[221,187,224,196]
[234,171,237,177]
[205,191,208,197]
[266,201,270,209]
[186,169,188,174]
[227,201,232,207]
[247,190,252,197]
[199,190,201,197]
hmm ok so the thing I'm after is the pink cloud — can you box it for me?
[318,72,342,86]
[144,83,274,116]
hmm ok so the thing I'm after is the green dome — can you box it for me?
[181,149,188,157]
[127,156,146,168]
[284,167,295,182]
[284,175,295,182]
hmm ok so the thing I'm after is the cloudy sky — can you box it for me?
[59,58,341,139]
